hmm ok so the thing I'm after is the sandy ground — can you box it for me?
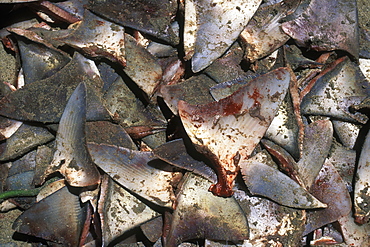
[0,209,32,246]
[0,38,26,246]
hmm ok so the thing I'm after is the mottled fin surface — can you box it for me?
[297,119,333,189]
[184,0,262,72]
[166,173,248,247]
[0,53,111,123]
[47,82,101,187]
[178,68,291,196]
[88,0,179,45]
[239,1,296,63]
[56,10,125,66]
[304,161,352,235]
[88,143,174,208]
[12,186,87,247]
[240,160,326,209]
[123,34,163,97]
[301,57,369,124]
[160,74,217,115]
[17,39,71,85]
[153,139,217,183]
[0,124,54,161]
[98,176,160,246]
[281,0,359,59]
[234,189,306,246]
[354,130,370,223]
